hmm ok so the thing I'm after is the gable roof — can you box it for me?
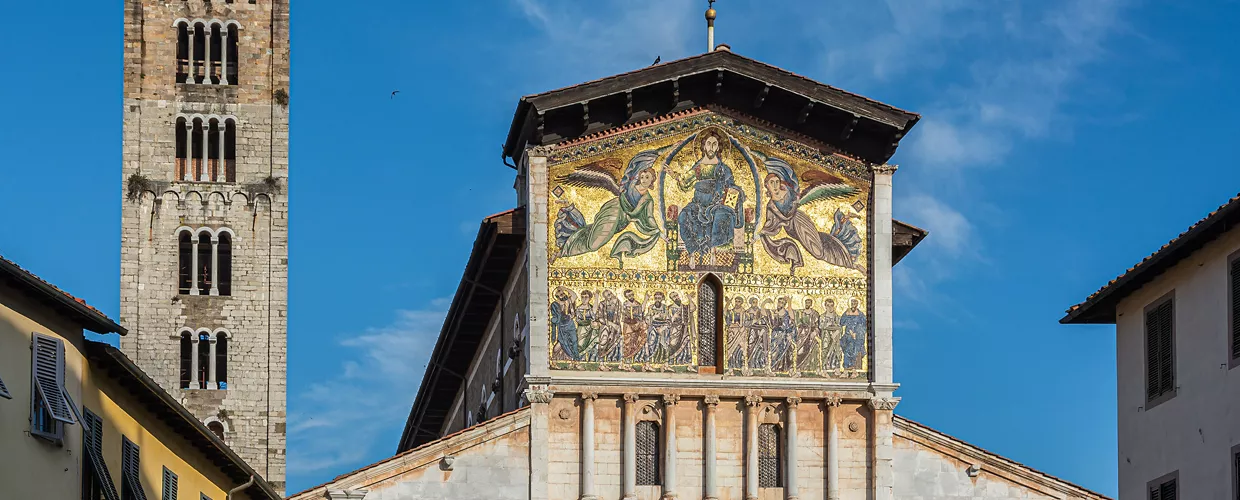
[86,341,282,499]
[0,254,125,335]
[503,49,919,166]
[1061,192,1240,324]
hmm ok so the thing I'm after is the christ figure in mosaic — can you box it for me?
[725,296,747,370]
[574,290,599,362]
[795,298,822,372]
[621,289,646,361]
[597,290,623,362]
[668,130,747,268]
[756,154,866,275]
[819,298,844,369]
[553,148,670,267]
[769,297,795,372]
[839,298,867,369]
[550,287,579,361]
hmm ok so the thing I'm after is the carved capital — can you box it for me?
[872,163,899,176]
[528,145,556,158]
[786,397,801,408]
[703,395,720,406]
[867,397,900,411]
[823,394,843,408]
[525,386,554,405]
[623,393,639,404]
[744,395,763,407]
[662,394,681,406]
[581,392,598,401]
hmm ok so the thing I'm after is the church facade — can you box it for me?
[291,43,1106,500]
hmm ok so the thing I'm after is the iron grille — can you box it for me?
[758,423,781,487]
[636,421,660,485]
[699,281,718,366]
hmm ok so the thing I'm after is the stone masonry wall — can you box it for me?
[120,0,289,492]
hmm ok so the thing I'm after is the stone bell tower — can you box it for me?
[119,0,289,492]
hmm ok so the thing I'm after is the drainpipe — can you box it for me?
[227,475,256,500]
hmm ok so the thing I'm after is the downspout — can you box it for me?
[227,475,256,500]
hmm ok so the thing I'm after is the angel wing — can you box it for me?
[798,170,859,206]
[555,158,624,196]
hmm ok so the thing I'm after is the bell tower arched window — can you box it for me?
[176,228,234,296]
[698,275,723,372]
[176,21,239,85]
[197,333,211,389]
[176,116,236,183]
[179,332,192,389]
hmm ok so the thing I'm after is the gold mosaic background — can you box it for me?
[546,112,871,379]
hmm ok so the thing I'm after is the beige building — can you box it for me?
[1063,193,1240,499]
[118,0,290,492]
[289,21,1111,500]
[0,255,281,500]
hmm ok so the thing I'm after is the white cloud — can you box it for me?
[287,299,449,478]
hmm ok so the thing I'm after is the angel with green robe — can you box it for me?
[552,149,666,266]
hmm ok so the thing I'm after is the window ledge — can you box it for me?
[1146,389,1177,410]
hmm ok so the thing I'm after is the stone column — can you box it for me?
[527,386,554,500]
[208,337,218,388]
[745,395,761,500]
[703,396,720,500]
[217,120,226,181]
[183,119,193,181]
[190,237,200,295]
[209,236,220,296]
[581,392,598,500]
[869,398,899,500]
[220,28,230,85]
[204,24,213,84]
[872,164,897,386]
[824,396,842,500]
[622,393,638,500]
[199,123,209,181]
[189,336,199,386]
[785,397,800,500]
[187,24,197,84]
[662,394,680,499]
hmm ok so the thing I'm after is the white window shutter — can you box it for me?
[32,333,75,424]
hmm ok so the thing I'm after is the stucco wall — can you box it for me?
[1114,227,1240,499]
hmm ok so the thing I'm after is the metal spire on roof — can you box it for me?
[706,0,717,53]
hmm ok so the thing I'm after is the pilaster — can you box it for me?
[526,386,554,500]
[869,397,900,500]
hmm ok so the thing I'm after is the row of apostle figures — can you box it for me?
[551,286,867,374]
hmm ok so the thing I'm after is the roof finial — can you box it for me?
[706,0,717,53]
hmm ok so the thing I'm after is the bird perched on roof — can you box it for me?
[652,56,661,66]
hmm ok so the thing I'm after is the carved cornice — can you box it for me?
[525,386,554,405]
[868,397,900,411]
[786,397,802,408]
[703,395,720,406]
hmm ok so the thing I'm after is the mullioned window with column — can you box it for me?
[176,227,233,296]
[179,328,230,390]
[175,19,241,85]
[175,115,236,183]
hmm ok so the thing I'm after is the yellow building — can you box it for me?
[0,255,280,500]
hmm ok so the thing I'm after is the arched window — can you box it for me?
[636,421,661,486]
[178,230,193,294]
[197,333,211,389]
[218,233,232,296]
[179,332,193,389]
[176,21,238,86]
[176,117,235,182]
[216,333,228,390]
[207,421,225,440]
[197,233,213,295]
[758,423,782,488]
[698,275,723,371]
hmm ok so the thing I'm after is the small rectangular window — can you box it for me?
[1229,256,1240,367]
[31,333,75,440]
[1144,295,1176,406]
[122,436,148,500]
[635,421,660,485]
[1148,471,1178,500]
[1232,445,1239,500]
[162,467,177,500]
[758,423,783,487]
[83,409,121,500]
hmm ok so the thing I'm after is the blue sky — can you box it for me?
[3,0,1240,495]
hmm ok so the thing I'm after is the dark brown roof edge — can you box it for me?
[892,219,929,266]
[1061,192,1240,324]
[0,256,125,335]
[86,342,281,500]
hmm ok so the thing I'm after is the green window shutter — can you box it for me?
[83,409,121,500]
[32,333,75,424]
[122,437,149,500]
[162,467,178,500]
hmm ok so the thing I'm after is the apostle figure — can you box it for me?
[725,296,747,370]
[839,298,868,369]
[769,297,795,372]
[756,154,865,275]
[745,297,770,371]
[638,292,672,363]
[820,298,844,369]
[665,292,693,365]
[574,290,599,362]
[621,289,646,360]
[597,290,623,362]
[795,298,822,372]
[550,287,579,361]
[669,130,746,268]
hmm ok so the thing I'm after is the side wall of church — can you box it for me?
[120,0,289,491]
[546,393,874,500]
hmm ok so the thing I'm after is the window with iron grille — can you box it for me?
[162,467,177,500]
[1145,296,1175,405]
[636,421,661,485]
[758,423,782,487]
[1148,472,1177,500]
[121,436,148,500]
[699,278,720,367]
